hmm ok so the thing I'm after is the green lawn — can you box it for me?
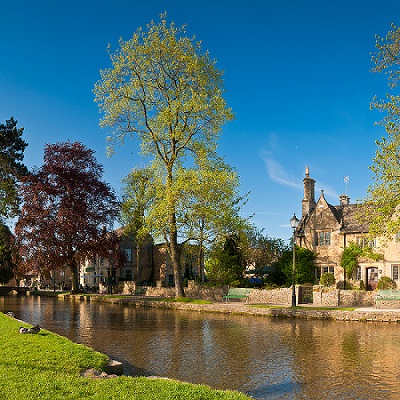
[0,313,250,400]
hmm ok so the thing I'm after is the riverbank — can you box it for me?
[62,294,400,322]
[0,312,250,400]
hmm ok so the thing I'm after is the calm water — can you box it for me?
[1,295,400,399]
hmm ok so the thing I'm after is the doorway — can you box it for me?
[366,267,378,291]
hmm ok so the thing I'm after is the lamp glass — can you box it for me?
[290,213,299,229]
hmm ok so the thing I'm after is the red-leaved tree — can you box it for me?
[15,141,119,292]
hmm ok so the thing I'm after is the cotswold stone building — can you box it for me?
[79,227,202,290]
[295,167,400,290]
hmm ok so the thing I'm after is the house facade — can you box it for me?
[79,227,202,291]
[295,167,400,290]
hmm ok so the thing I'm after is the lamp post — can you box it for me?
[290,213,300,307]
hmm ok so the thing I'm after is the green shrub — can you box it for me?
[320,272,335,287]
[377,276,397,290]
[336,280,353,290]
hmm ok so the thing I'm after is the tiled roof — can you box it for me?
[335,203,369,233]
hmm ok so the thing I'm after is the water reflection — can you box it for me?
[1,295,400,399]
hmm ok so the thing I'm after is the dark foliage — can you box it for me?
[15,141,119,292]
[0,223,16,284]
[0,117,28,219]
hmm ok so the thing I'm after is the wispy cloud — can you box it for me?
[261,154,302,190]
[261,152,340,200]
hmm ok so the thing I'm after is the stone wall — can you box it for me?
[313,286,376,307]
[248,287,294,305]
[119,281,377,307]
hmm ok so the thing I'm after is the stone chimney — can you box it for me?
[339,194,350,206]
[302,166,316,217]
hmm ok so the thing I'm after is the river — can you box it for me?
[1,295,399,399]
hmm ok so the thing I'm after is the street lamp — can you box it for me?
[290,213,300,307]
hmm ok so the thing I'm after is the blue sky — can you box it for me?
[0,1,397,240]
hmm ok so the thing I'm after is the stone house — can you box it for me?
[79,227,202,290]
[295,167,400,290]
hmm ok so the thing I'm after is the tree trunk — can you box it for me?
[170,229,184,297]
[197,241,204,282]
[166,168,184,297]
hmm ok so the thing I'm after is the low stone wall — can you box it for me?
[338,289,376,307]
[121,282,224,301]
[248,287,294,305]
[119,282,377,307]
[313,286,376,307]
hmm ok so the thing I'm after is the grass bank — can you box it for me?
[0,313,250,400]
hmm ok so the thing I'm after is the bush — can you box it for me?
[336,280,353,290]
[320,272,335,287]
[377,276,397,290]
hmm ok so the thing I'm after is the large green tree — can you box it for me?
[94,15,234,296]
[0,117,28,219]
[365,24,400,239]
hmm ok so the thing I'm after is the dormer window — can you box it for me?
[316,231,331,246]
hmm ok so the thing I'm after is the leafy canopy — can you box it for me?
[94,13,234,161]
[0,117,28,219]
[94,14,234,296]
[365,24,400,239]
[15,142,119,292]
[276,246,315,286]
[0,223,16,284]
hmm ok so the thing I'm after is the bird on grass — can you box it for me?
[19,325,41,334]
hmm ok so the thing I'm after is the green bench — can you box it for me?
[223,288,251,303]
[375,289,400,308]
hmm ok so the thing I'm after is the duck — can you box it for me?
[28,325,41,334]
[19,327,30,334]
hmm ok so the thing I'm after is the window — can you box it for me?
[356,266,362,281]
[316,265,334,279]
[125,269,133,281]
[323,266,334,274]
[316,232,331,246]
[392,265,399,281]
[356,236,376,248]
[125,248,133,263]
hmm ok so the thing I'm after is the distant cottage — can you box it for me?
[295,167,400,290]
